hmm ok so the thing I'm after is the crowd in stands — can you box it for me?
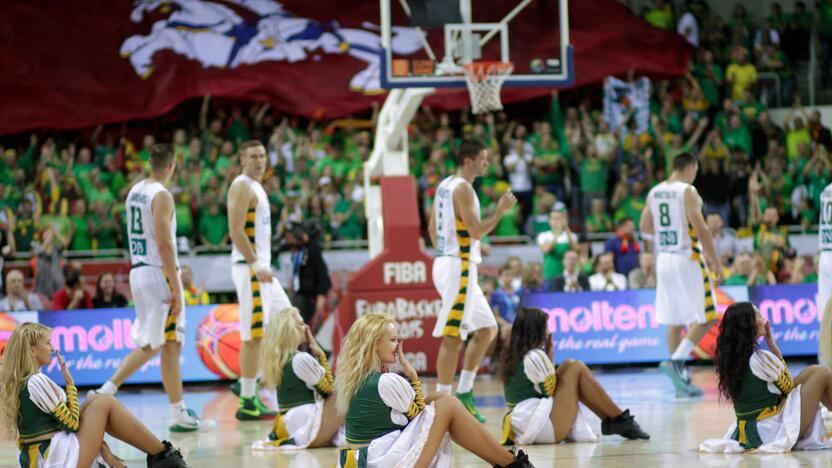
[0,264,211,312]
[1,1,832,311]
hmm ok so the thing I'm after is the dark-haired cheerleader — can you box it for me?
[701,301,831,452]
[498,308,649,445]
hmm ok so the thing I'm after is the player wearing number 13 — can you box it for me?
[641,152,722,397]
[92,144,213,432]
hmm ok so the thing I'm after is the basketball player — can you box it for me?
[227,140,292,420]
[428,139,517,423]
[641,152,721,397]
[92,144,213,431]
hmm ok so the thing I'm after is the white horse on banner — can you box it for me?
[121,0,423,94]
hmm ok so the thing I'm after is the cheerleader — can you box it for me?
[700,301,832,452]
[252,307,344,450]
[334,312,534,468]
[499,308,649,445]
[0,323,187,468]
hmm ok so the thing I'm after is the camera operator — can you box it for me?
[283,221,331,325]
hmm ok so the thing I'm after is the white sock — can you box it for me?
[457,370,476,394]
[170,401,186,418]
[99,381,117,394]
[671,339,696,361]
[240,377,257,398]
[435,383,453,395]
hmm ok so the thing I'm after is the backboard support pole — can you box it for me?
[364,87,435,259]
[479,0,533,47]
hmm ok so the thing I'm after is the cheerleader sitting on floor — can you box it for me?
[700,301,832,453]
[0,323,187,468]
[499,308,650,445]
[334,312,534,468]
[252,307,345,450]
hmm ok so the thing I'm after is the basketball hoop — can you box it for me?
[462,61,514,114]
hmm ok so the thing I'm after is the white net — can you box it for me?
[462,62,514,114]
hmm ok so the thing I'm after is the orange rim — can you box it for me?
[462,61,514,82]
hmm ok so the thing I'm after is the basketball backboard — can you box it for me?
[380,0,573,89]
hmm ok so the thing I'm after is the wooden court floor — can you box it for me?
[2,364,831,468]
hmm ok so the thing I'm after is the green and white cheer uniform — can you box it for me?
[16,373,108,468]
[700,350,831,453]
[252,351,345,450]
[336,372,451,468]
[501,350,597,445]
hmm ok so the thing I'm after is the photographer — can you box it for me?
[283,221,331,325]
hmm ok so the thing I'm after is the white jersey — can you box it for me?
[126,179,177,267]
[647,180,693,254]
[230,174,272,265]
[434,176,482,264]
[820,183,832,250]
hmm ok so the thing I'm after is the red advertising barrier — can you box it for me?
[334,176,441,373]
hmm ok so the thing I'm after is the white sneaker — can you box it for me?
[169,408,216,432]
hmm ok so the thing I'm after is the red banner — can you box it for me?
[0,0,690,135]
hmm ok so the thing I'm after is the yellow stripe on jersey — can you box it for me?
[250,267,264,339]
[756,398,787,420]
[51,385,79,432]
[689,225,717,321]
[245,207,264,338]
[245,208,257,252]
[543,373,557,396]
[444,219,471,337]
[26,442,39,468]
[163,273,178,342]
[342,449,359,468]
[737,420,747,445]
[270,413,291,444]
[500,411,516,445]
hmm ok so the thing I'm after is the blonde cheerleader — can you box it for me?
[499,308,649,446]
[253,307,344,450]
[334,312,534,468]
[701,301,831,452]
[0,323,187,468]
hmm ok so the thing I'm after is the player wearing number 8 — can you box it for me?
[641,152,722,397]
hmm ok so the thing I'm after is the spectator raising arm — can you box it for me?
[685,116,710,148]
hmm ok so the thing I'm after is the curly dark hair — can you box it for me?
[714,301,759,402]
[498,308,550,383]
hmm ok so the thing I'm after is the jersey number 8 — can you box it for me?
[658,203,671,227]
